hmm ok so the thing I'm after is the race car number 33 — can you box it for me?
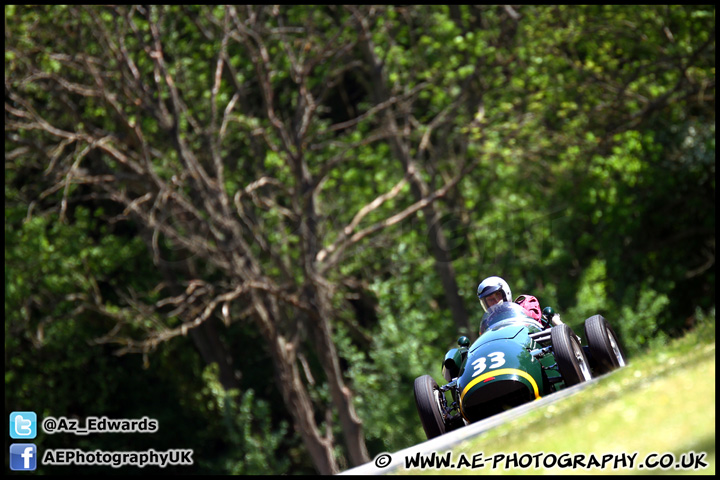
[471,352,506,377]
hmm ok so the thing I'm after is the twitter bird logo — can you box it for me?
[10,412,37,439]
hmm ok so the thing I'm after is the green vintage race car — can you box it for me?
[413,302,626,439]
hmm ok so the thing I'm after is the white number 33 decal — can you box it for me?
[471,351,506,377]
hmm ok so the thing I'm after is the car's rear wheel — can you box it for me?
[584,315,627,375]
[551,324,592,386]
[413,375,447,439]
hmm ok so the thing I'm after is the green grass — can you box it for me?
[400,314,715,475]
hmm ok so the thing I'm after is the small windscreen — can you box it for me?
[479,302,535,335]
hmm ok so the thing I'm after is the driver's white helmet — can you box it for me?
[477,276,512,312]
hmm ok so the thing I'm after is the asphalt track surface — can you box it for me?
[339,374,605,475]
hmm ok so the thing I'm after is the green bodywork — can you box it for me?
[442,302,565,423]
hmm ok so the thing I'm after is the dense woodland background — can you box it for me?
[5,5,715,474]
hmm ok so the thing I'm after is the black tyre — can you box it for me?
[584,315,627,375]
[551,324,593,386]
[413,375,447,439]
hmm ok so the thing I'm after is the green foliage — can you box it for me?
[343,270,452,451]
[618,284,671,355]
[563,259,673,356]
[563,259,612,333]
[199,365,290,475]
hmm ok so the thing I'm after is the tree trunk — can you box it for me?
[297,161,371,467]
[251,292,339,474]
[150,249,242,392]
[189,319,241,391]
[306,281,371,467]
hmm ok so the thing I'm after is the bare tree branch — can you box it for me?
[318,157,480,273]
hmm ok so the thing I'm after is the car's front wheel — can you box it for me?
[551,323,593,386]
[413,375,447,440]
[584,314,627,375]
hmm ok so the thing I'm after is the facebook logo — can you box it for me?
[10,444,37,471]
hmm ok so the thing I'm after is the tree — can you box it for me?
[5,5,477,473]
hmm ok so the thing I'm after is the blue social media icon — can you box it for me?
[10,411,37,439]
[10,444,37,471]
